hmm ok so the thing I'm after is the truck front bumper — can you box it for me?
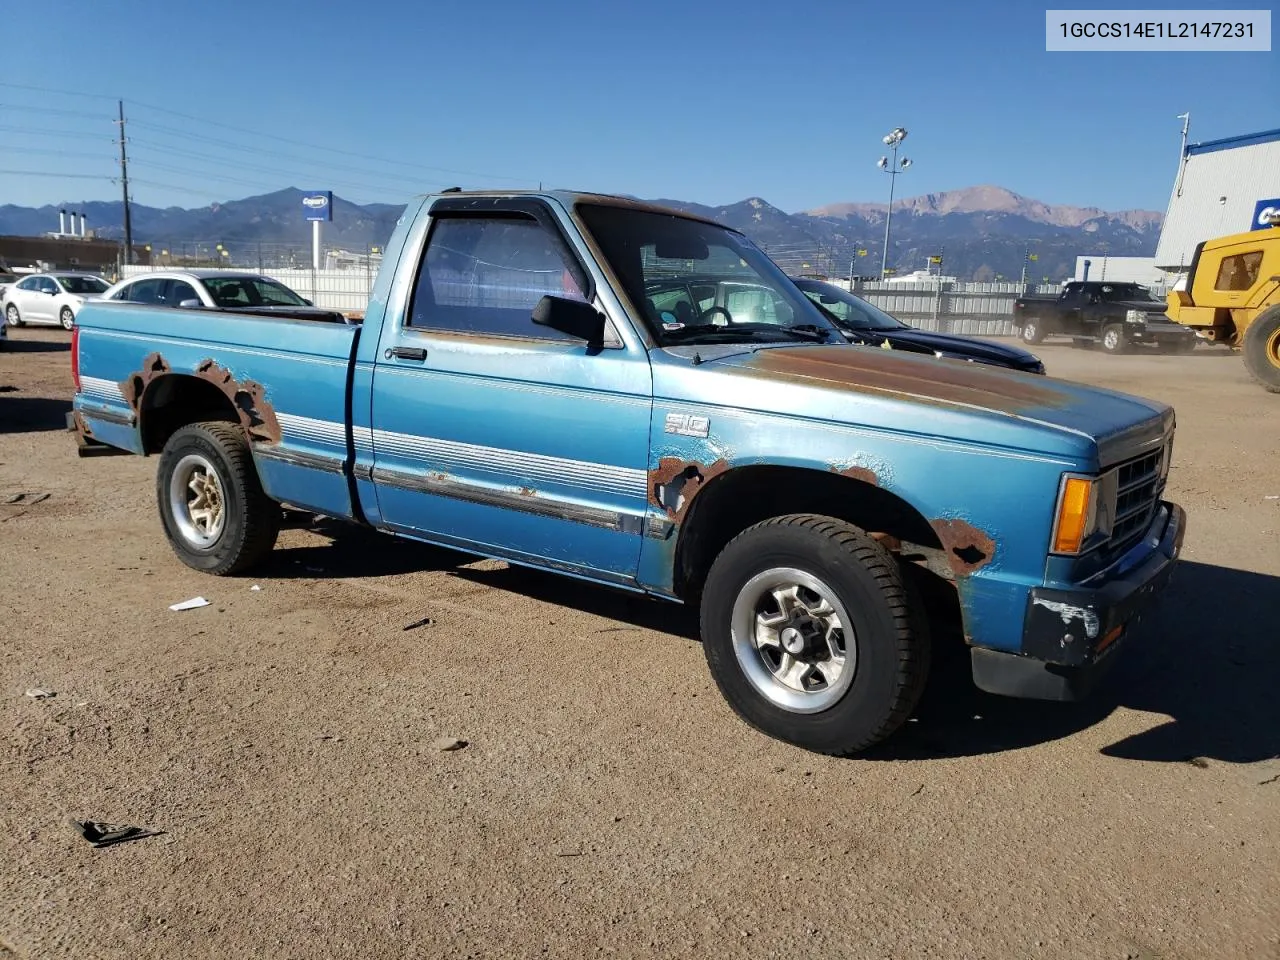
[971,500,1186,701]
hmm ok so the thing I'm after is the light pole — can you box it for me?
[877,127,912,279]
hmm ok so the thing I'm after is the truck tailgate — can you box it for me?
[74,302,361,520]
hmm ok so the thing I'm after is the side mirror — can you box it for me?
[531,295,605,346]
[302,298,313,306]
[178,299,203,309]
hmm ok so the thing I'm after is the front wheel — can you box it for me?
[699,514,929,755]
[5,304,21,327]
[1019,318,1045,345]
[1100,323,1127,355]
[156,421,281,574]
[1242,306,1280,393]
[59,307,75,330]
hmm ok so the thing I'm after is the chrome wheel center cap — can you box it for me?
[780,626,806,656]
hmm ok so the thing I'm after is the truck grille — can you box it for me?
[1108,446,1166,552]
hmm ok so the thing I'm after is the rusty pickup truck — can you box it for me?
[67,190,1186,755]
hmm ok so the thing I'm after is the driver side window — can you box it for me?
[409,215,590,341]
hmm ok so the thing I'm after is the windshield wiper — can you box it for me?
[667,323,832,346]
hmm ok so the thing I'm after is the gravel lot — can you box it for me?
[2,327,1278,960]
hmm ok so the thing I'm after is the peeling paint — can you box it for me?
[1032,598,1101,640]
[72,410,93,438]
[648,456,730,523]
[831,464,880,486]
[930,518,996,576]
[744,346,1069,413]
[193,358,282,444]
[119,352,172,411]
[517,486,538,498]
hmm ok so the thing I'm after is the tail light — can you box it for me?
[71,326,81,393]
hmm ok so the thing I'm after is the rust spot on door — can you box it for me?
[931,518,996,576]
[649,456,730,523]
[194,358,282,444]
[119,352,171,410]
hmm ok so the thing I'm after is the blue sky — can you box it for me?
[2,0,1275,214]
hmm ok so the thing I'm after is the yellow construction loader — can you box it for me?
[1166,220,1280,392]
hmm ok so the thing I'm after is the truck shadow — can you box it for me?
[262,522,1277,766]
[0,396,73,433]
[1,338,71,354]
[865,560,1280,764]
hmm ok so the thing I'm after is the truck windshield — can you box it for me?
[574,203,839,346]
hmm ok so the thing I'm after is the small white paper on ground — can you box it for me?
[169,597,211,612]
[250,585,261,592]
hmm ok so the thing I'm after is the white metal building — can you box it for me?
[1153,128,1280,277]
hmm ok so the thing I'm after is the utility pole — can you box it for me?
[116,100,134,265]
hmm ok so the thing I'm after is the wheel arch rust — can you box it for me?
[120,353,283,453]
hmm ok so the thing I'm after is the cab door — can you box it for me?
[367,197,654,585]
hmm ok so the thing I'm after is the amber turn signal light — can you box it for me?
[1052,477,1095,554]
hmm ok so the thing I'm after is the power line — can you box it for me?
[0,124,112,141]
[0,170,112,180]
[3,146,114,161]
[126,101,532,184]
[0,102,112,121]
[0,81,118,101]
[127,120,501,192]
[0,80,535,185]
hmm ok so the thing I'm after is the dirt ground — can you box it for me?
[2,326,1277,960]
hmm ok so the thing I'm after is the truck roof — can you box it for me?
[418,189,735,231]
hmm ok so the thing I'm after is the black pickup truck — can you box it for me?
[1013,281,1198,354]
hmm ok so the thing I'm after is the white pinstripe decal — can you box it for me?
[371,427,647,499]
[269,417,643,499]
[79,376,123,401]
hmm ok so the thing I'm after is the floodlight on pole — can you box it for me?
[878,127,911,278]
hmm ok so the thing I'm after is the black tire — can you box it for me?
[1019,318,1045,345]
[1100,323,1127,355]
[5,303,21,327]
[59,307,75,330]
[156,421,280,575]
[699,514,929,756]
[1242,306,1280,393]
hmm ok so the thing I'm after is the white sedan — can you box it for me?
[99,270,314,310]
[4,273,112,330]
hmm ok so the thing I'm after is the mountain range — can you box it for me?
[0,185,1163,281]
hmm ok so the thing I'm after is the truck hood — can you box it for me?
[663,343,1172,468]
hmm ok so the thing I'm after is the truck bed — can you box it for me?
[73,300,363,521]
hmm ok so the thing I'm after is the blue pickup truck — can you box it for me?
[68,190,1186,755]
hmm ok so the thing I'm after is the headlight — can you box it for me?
[1051,475,1100,554]
[1125,309,1145,324]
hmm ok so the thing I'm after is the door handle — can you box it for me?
[386,346,427,361]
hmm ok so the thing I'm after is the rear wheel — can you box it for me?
[59,307,75,330]
[1019,318,1045,345]
[156,421,280,574]
[699,514,929,756]
[5,304,21,327]
[1242,306,1280,393]
[1100,323,1126,355]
